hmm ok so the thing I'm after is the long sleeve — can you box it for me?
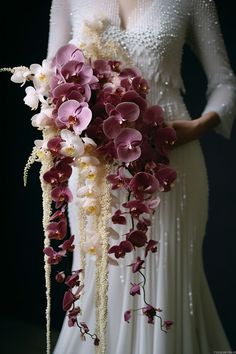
[187,0,236,139]
[47,0,72,60]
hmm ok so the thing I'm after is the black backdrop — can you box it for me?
[0,0,236,350]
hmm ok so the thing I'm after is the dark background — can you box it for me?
[0,0,236,352]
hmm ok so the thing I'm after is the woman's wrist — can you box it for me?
[195,111,221,138]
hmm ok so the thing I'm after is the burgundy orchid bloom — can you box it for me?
[145,240,158,257]
[59,235,75,252]
[121,91,147,115]
[142,304,156,324]
[47,219,67,240]
[43,160,72,185]
[124,310,132,323]
[65,271,81,288]
[80,322,90,333]
[93,59,112,76]
[122,200,149,218]
[68,307,81,327]
[43,246,66,265]
[126,230,147,247]
[108,60,122,72]
[154,165,177,192]
[143,105,164,126]
[63,289,75,311]
[129,256,145,273]
[47,137,63,155]
[50,207,66,221]
[129,172,160,199]
[129,283,141,296]
[112,209,127,225]
[163,320,174,331]
[51,186,73,208]
[132,76,150,96]
[114,128,142,163]
[103,102,140,139]
[154,126,177,156]
[108,240,133,258]
[106,167,131,190]
[57,99,92,134]
[55,271,66,283]
[54,44,85,68]
[120,67,142,78]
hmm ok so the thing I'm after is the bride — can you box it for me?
[47,1,236,353]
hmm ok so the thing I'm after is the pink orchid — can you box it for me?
[57,99,92,133]
[54,44,85,68]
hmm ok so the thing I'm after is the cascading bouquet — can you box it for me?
[2,25,177,354]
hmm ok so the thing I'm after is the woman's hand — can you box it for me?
[165,111,221,148]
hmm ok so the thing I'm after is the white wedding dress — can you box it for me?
[48,1,236,353]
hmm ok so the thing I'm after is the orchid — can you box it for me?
[57,99,92,133]
[10,66,31,85]
[30,59,53,93]
[60,129,84,157]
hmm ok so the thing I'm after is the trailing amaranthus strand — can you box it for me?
[23,146,39,186]
[39,129,54,354]
[96,163,112,354]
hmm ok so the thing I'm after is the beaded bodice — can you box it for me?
[47,0,236,139]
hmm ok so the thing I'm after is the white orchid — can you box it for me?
[31,107,54,128]
[10,66,32,86]
[30,59,53,94]
[60,129,84,158]
[82,233,102,258]
[34,138,49,159]
[23,86,40,110]
[77,185,100,198]
[79,197,99,215]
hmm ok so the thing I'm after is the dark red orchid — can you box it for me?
[108,240,133,258]
[47,219,67,240]
[111,209,127,225]
[43,247,66,265]
[59,235,75,252]
[129,283,141,296]
[114,128,142,163]
[51,185,73,208]
[126,230,147,247]
[124,310,132,323]
[129,172,160,199]
[129,257,145,273]
[145,240,158,257]
[142,305,156,324]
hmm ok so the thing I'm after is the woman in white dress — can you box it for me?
[48,1,236,353]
